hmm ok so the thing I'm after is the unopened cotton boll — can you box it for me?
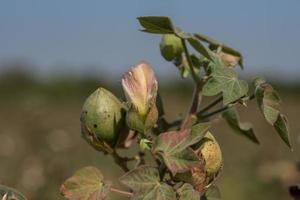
[80,87,125,152]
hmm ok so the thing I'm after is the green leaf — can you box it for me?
[255,81,281,125]
[222,108,259,144]
[154,130,199,175]
[201,186,221,200]
[195,33,244,69]
[254,79,291,148]
[153,123,210,175]
[190,54,202,69]
[60,166,111,200]
[177,183,201,200]
[190,123,211,144]
[0,185,27,200]
[203,67,248,105]
[274,114,291,148]
[137,16,174,34]
[194,33,219,46]
[174,27,192,39]
[209,45,244,69]
[187,37,213,61]
[120,166,176,200]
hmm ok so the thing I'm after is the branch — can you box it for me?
[200,105,231,119]
[158,161,167,180]
[200,93,256,119]
[111,151,130,172]
[180,38,203,130]
[198,96,223,116]
[180,83,202,130]
[110,187,133,197]
[181,38,200,84]
[134,151,146,168]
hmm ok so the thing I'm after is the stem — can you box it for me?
[249,93,255,100]
[180,38,204,130]
[134,151,146,168]
[200,105,230,119]
[111,151,130,172]
[181,38,200,84]
[200,93,256,119]
[110,187,133,197]
[180,83,202,130]
[158,162,167,180]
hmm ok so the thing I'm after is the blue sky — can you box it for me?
[0,0,299,81]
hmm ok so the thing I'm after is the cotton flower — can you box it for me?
[122,62,158,133]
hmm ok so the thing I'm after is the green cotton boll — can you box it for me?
[81,87,125,147]
[160,34,183,61]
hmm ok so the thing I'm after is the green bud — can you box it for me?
[80,87,125,152]
[139,138,151,151]
[175,131,223,192]
[160,34,183,61]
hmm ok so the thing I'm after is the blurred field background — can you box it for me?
[1,1,300,199]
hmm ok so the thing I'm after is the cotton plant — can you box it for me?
[0,16,292,200]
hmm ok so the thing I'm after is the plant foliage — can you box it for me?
[57,16,292,200]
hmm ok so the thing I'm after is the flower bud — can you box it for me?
[122,62,158,133]
[160,34,184,61]
[219,52,240,67]
[80,87,125,152]
[175,131,222,192]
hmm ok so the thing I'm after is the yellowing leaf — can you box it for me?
[254,78,291,148]
[255,80,281,125]
[60,166,111,200]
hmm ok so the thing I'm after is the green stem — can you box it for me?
[200,105,231,119]
[180,38,203,130]
[198,96,223,116]
[158,162,167,180]
[181,38,200,84]
[180,83,202,130]
[200,93,256,119]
